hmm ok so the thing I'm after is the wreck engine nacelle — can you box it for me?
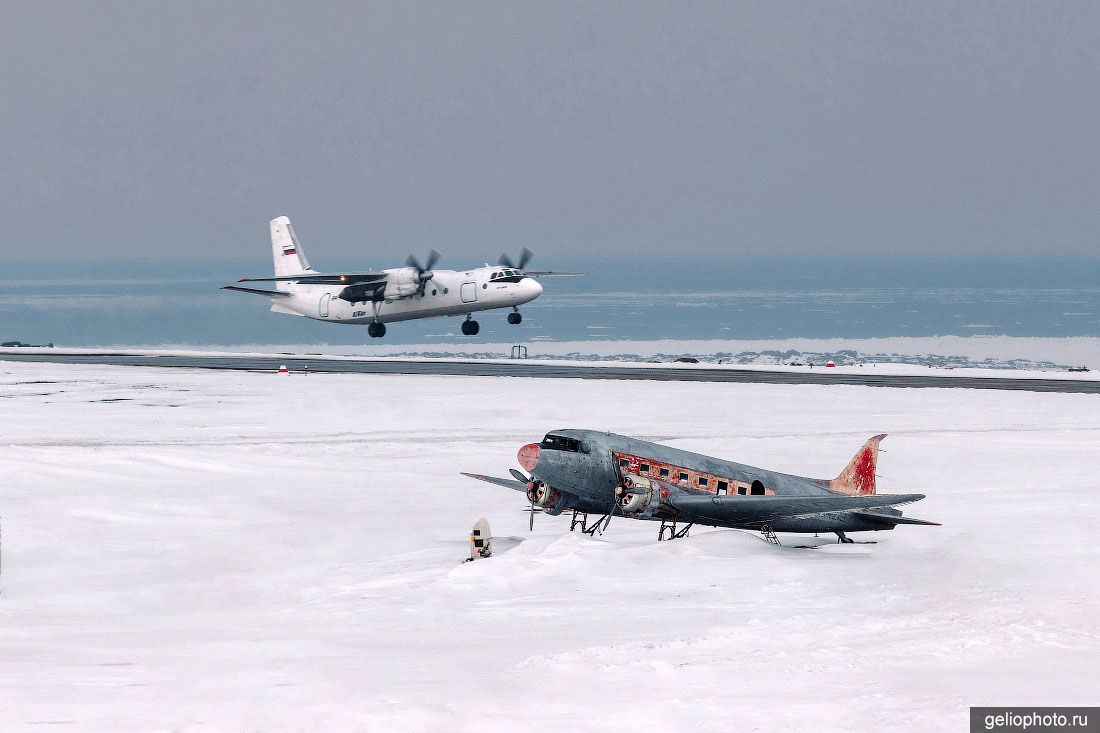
[527,480,564,513]
[383,269,419,300]
[616,474,658,517]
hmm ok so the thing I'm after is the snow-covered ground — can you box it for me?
[1,362,1098,731]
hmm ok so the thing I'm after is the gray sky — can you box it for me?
[2,1,1098,263]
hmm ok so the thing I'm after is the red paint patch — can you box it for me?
[852,447,876,495]
[659,485,670,500]
[517,443,539,472]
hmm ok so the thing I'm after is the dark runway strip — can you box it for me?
[1,350,1097,394]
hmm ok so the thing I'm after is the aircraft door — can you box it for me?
[319,293,330,318]
[460,281,477,303]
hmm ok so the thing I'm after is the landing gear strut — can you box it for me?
[460,316,480,336]
[568,510,609,536]
[368,321,386,338]
[658,518,693,541]
[507,307,522,325]
[835,531,855,544]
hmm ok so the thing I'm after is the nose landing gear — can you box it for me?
[367,321,386,338]
[507,307,522,325]
[460,316,480,336]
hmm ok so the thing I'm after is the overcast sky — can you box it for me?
[2,2,1097,264]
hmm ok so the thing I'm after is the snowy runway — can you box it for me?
[1,362,1097,731]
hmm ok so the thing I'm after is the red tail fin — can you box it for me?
[830,434,886,496]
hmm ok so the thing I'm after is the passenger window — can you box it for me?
[698,477,708,487]
[717,480,728,493]
[619,458,629,467]
[659,468,669,478]
[738,486,746,495]
[679,472,688,482]
[640,463,650,473]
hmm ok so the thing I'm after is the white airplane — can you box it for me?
[224,217,572,337]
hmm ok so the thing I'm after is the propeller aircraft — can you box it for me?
[224,217,575,337]
[463,430,939,544]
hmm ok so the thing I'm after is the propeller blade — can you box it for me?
[509,469,529,483]
[517,247,533,269]
[499,248,534,271]
[424,249,441,271]
[529,497,535,531]
[405,254,421,271]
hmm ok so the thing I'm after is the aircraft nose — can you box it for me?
[524,277,543,299]
[518,443,539,472]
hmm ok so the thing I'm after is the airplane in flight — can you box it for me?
[224,216,573,337]
[463,430,938,544]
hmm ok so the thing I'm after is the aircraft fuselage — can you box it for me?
[516,429,919,535]
[273,267,543,325]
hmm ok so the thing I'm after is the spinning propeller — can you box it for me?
[498,247,533,271]
[406,249,442,295]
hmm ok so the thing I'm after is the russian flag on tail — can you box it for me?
[282,243,297,256]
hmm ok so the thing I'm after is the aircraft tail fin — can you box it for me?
[270,216,313,284]
[829,434,886,496]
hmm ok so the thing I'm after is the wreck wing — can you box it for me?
[668,493,926,525]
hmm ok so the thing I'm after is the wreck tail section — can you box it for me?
[829,434,886,496]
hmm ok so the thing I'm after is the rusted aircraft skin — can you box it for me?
[469,429,937,537]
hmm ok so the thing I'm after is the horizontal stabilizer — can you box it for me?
[461,472,529,493]
[669,493,926,525]
[222,285,292,297]
[853,510,941,526]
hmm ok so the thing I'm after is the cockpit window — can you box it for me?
[540,433,581,452]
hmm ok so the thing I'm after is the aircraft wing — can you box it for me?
[237,272,389,285]
[523,271,583,278]
[461,472,529,493]
[667,493,926,525]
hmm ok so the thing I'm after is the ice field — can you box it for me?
[1,361,1098,731]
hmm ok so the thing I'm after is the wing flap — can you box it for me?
[668,493,926,525]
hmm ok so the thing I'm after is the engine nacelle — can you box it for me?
[383,269,419,300]
[527,480,563,509]
[616,474,656,516]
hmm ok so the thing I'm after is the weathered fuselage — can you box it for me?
[521,429,909,535]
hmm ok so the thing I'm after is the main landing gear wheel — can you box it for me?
[461,318,480,336]
[368,322,386,338]
[507,310,522,325]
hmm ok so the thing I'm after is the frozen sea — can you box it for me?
[1,361,1098,730]
[4,257,1099,349]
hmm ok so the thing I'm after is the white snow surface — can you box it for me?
[1,362,1098,731]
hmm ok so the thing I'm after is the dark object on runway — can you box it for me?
[1,350,1098,394]
[674,357,700,363]
[1068,365,1090,372]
